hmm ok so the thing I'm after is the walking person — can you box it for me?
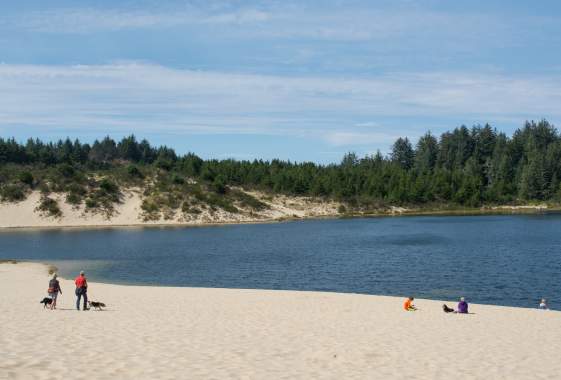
[75,270,89,311]
[47,274,62,310]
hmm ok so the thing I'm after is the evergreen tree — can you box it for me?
[391,137,414,170]
[414,132,438,173]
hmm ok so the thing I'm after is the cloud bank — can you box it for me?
[1,63,560,148]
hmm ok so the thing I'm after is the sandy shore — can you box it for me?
[2,263,560,379]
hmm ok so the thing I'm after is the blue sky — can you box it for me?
[1,0,561,162]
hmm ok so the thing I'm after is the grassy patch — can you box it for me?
[181,201,201,214]
[206,193,238,213]
[230,190,269,211]
[84,178,121,216]
[140,199,161,221]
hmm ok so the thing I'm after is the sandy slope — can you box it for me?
[1,262,560,380]
[0,190,339,229]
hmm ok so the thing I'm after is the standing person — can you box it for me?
[75,270,89,311]
[47,274,62,310]
[404,297,417,311]
[539,299,549,310]
[457,297,469,314]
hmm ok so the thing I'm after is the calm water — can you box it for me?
[1,215,560,309]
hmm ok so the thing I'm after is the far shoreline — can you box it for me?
[1,205,560,231]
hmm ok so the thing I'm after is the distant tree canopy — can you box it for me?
[2,120,561,206]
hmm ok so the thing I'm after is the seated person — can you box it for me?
[457,297,469,314]
[404,297,417,311]
[539,299,549,310]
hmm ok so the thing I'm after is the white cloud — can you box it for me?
[354,122,381,128]
[324,131,403,146]
[12,6,272,33]
[17,9,179,32]
[203,9,270,25]
[5,2,516,49]
[0,63,560,147]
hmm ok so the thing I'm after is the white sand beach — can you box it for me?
[1,262,560,379]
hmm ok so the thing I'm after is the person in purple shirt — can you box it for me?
[457,297,469,314]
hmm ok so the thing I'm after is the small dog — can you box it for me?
[40,297,53,308]
[442,304,455,313]
[88,301,106,311]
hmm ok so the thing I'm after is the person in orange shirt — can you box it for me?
[404,296,417,311]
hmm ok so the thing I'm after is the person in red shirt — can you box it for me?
[74,270,89,311]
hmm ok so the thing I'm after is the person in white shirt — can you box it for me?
[539,298,549,310]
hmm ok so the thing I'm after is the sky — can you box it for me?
[1,0,561,163]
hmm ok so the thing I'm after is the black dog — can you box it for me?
[442,304,455,313]
[40,297,53,308]
[88,301,106,311]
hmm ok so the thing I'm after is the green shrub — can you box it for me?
[155,158,173,171]
[66,192,82,205]
[171,174,185,185]
[231,190,268,211]
[99,179,119,194]
[207,193,238,213]
[1,184,26,201]
[85,198,98,209]
[38,183,51,195]
[156,193,181,209]
[141,199,161,220]
[181,201,201,214]
[200,166,215,181]
[141,199,160,213]
[18,171,34,186]
[127,165,144,178]
[67,183,87,196]
[36,197,62,217]
[58,164,75,178]
[192,188,206,202]
[212,175,227,194]
[86,185,120,214]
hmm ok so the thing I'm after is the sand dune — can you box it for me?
[0,190,339,229]
[1,262,560,379]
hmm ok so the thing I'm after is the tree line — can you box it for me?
[1,120,560,207]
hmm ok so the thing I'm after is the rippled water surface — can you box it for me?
[1,214,560,309]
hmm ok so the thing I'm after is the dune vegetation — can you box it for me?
[1,120,561,221]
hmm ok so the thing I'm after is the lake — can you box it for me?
[1,214,560,310]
